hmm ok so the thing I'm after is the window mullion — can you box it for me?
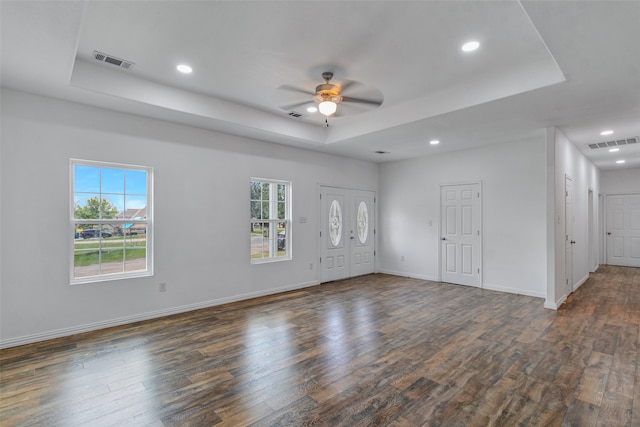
[269,183,277,257]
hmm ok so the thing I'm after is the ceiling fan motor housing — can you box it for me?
[314,83,342,104]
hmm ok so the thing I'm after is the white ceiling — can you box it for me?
[2,1,639,170]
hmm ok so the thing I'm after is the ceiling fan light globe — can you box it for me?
[319,101,337,116]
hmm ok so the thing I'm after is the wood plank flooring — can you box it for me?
[1,265,639,426]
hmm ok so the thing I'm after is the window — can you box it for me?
[71,159,152,283]
[250,179,290,262]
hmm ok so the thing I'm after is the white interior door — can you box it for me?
[320,187,375,282]
[440,183,481,287]
[565,175,574,294]
[606,194,640,267]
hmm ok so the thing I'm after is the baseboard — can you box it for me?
[378,270,546,299]
[482,282,545,299]
[376,268,439,282]
[544,301,559,310]
[544,295,567,310]
[0,280,319,349]
[573,273,589,291]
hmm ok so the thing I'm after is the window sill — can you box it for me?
[250,257,291,265]
[70,270,153,285]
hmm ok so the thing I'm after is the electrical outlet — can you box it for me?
[159,282,167,292]
[401,256,405,262]
[309,263,313,270]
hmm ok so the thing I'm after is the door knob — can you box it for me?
[607,232,611,235]
[571,240,576,244]
[441,237,446,241]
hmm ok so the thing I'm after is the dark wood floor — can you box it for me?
[1,266,639,426]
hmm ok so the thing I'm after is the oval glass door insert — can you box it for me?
[357,201,369,243]
[329,199,342,246]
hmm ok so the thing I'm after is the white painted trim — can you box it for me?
[482,282,546,299]
[377,272,546,300]
[544,295,567,310]
[376,268,439,282]
[588,188,595,273]
[482,283,545,298]
[544,301,559,310]
[565,174,574,296]
[603,192,640,196]
[573,273,589,292]
[69,159,154,285]
[604,193,640,267]
[0,280,319,349]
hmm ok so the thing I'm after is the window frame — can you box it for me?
[70,159,153,284]
[250,178,291,263]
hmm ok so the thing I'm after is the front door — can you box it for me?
[320,187,375,282]
[606,193,640,267]
[351,190,375,278]
[440,183,481,287]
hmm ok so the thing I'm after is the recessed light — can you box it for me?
[616,160,625,164]
[600,130,614,136]
[429,140,440,145]
[609,148,620,152]
[462,41,480,52]
[307,106,318,113]
[176,64,192,74]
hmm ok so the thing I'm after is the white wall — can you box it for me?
[600,167,640,194]
[549,128,601,309]
[0,89,378,347]
[378,134,548,298]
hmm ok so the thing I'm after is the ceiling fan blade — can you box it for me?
[339,80,358,93]
[278,84,314,96]
[342,96,383,106]
[335,102,372,117]
[280,101,313,111]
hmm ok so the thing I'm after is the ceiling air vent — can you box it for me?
[288,112,303,118]
[92,51,134,70]
[374,150,390,154]
[587,136,638,150]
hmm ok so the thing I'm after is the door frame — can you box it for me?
[598,193,604,266]
[317,184,377,283]
[604,192,640,267]
[438,180,483,287]
[565,174,574,295]
[588,188,599,272]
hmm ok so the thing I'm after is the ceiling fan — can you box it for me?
[276,71,383,126]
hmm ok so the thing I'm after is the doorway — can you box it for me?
[588,189,596,272]
[320,186,375,282]
[565,175,574,294]
[440,182,481,287]
[606,193,640,267]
